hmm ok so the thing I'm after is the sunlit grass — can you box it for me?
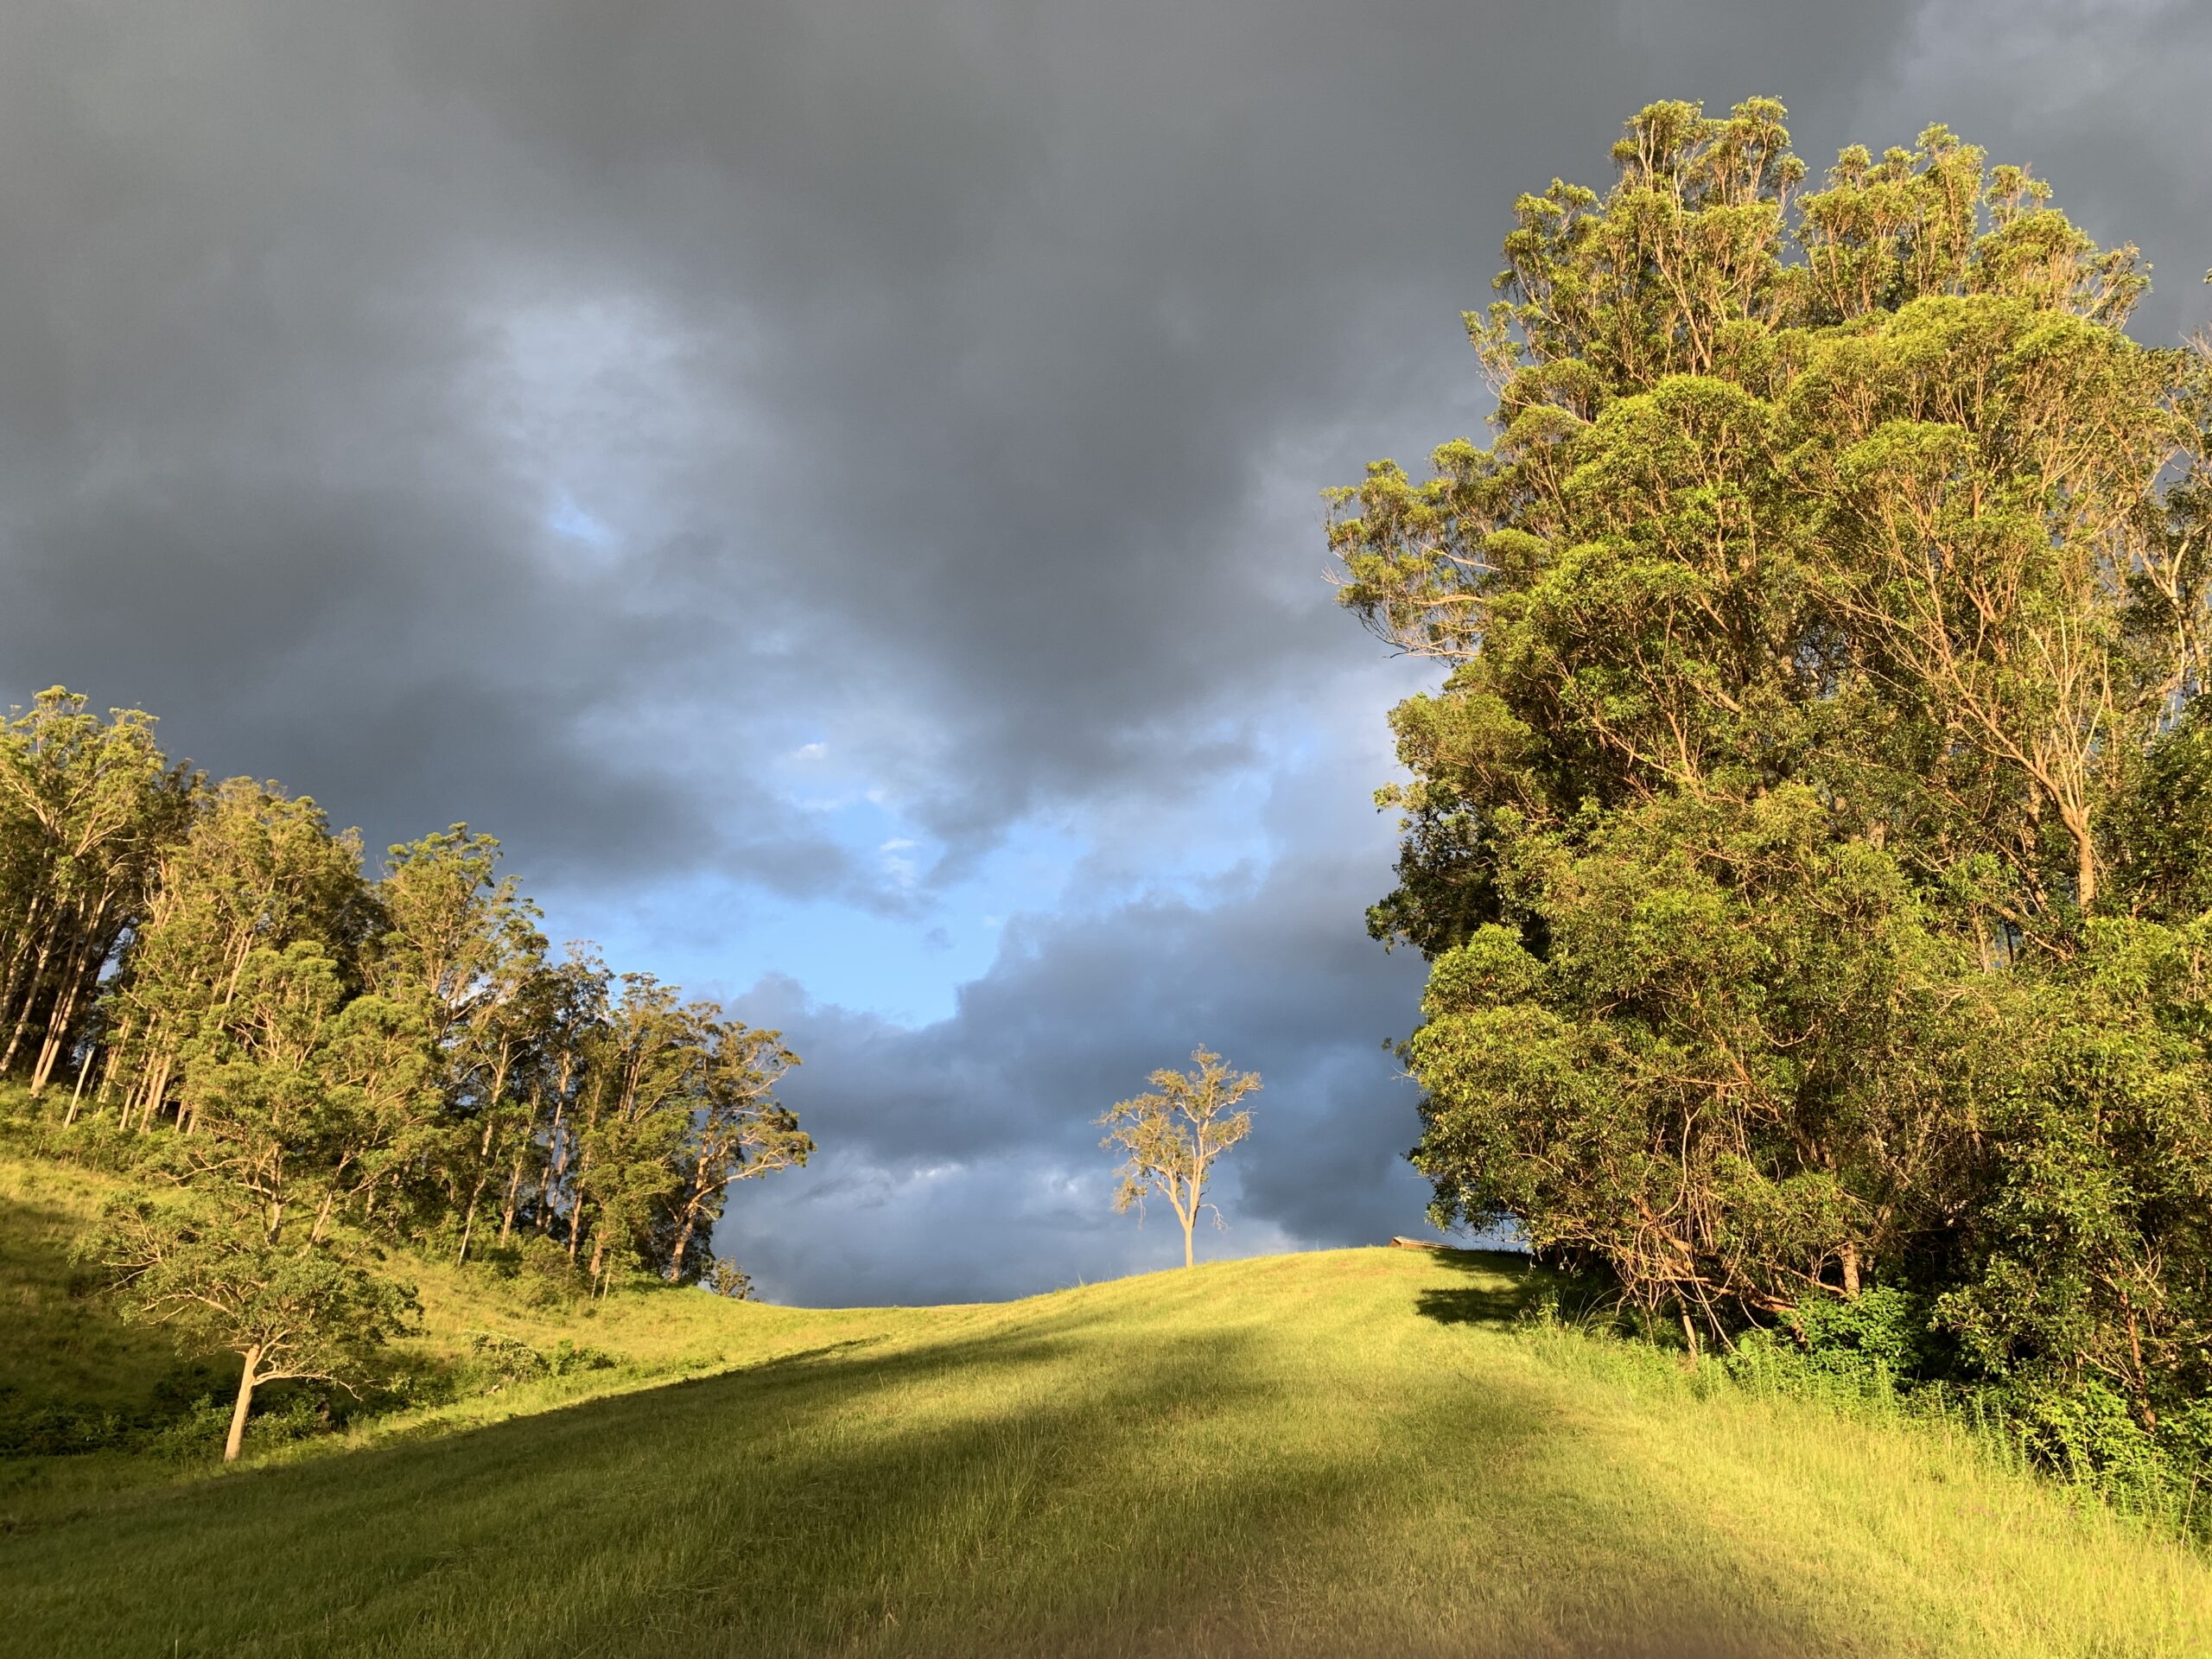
[3,1152,2209,1656]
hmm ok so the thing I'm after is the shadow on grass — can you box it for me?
[1410,1247,1618,1333]
[1410,1248,1544,1327]
[0,1188,232,1465]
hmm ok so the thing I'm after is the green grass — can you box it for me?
[0,1148,887,1520]
[3,1155,2210,1656]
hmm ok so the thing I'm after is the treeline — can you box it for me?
[1333,100,2212,1504]
[1,688,808,1293]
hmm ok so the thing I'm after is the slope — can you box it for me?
[3,1231,2209,1657]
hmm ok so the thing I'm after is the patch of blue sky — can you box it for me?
[541,811,1095,1027]
[535,686,1391,1031]
[544,487,614,549]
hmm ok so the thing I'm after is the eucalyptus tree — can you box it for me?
[507,945,613,1249]
[369,826,556,1257]
[164,940,439,1244]
[1329,99,2212,1394]
[81,940,427,1462]
[0,690,192,1098]
[81,1188,416,1462]
[106,778,368,1132]
[1099,1048,1262,1269]
[662,1017,808,1283]
[4,685,815,1366]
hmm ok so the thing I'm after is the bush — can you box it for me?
[701,1257,753,1300]
[1705,1289,2212,1539]
[460,1332,614,1394]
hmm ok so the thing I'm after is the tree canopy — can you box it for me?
[6,686,810,1455]
[1330,100,2212,1445]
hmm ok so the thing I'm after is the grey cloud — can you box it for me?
[0,0,1935,880]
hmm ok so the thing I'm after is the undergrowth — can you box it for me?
[1514,1278,2212,1543]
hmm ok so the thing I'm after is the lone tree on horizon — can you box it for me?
[1099,1047,1262,1269]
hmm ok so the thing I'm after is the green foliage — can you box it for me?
[1407,787,1993,1319]
[0,700,810,1291]
[0,1141,784,1497]
[701,1255,754,1300]
[1782,1285,1948,1385]
[1098,1047,1262,1268]
[0,696,812,1454]
[1332,98,2212,1495]
[0,689,194,1100]
[462,1331,616,1387]
[75,1190,421,1459]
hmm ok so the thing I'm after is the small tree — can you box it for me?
[1099,1048,1262,1268]
[80,1197,417,1461]
[701,1256,753,1300]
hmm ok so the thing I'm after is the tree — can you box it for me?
[367,826,557,1261]
[1328,98,2212,1384]
[0,690,193,1100]
[1099,1049,1262,1268]
[79,1195,416,1461]
[701,1256,754,1300]
[106,778,369,1134]
[662,1017,807,1283]
[5,683,815,1400]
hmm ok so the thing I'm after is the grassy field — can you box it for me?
[4,1154,2212,1656]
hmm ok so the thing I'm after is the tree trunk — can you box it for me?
[566,1140,594,1262]
[456,1173,489,1264]
[135,1052,174,1133]
[29,975,79,1094]
[666,1154,717,1282]
[539,1096,570,1235]
[29,911,105,1094]
[222,928,254,1012]
[497,1151,527,1247]
[62,1044,95,1126]
[0,888,49,1040]
[1840,1242,1862,1297]
[225,1346,262,1463]
[0,926,60,1071]
[96,1011,131,1096]
[668,1205,703,1284]
[1182,1152,1205,1268]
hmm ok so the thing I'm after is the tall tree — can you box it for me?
[4,686,814,1378]
[108,779,368,1133]
[1328,99,2212,1385]
[0,690,192,1098]
[1099,1048,1262,1269]
[367,827,555,1259]
[661,1016,807,1283]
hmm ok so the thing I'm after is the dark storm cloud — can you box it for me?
[0,0,1936,874]
[5,1,2202,1299]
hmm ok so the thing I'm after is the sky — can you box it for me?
[5,0,2209,1304]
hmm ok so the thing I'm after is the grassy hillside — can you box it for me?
[0,1148,906,1521]
[4,1156,2211,1656]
